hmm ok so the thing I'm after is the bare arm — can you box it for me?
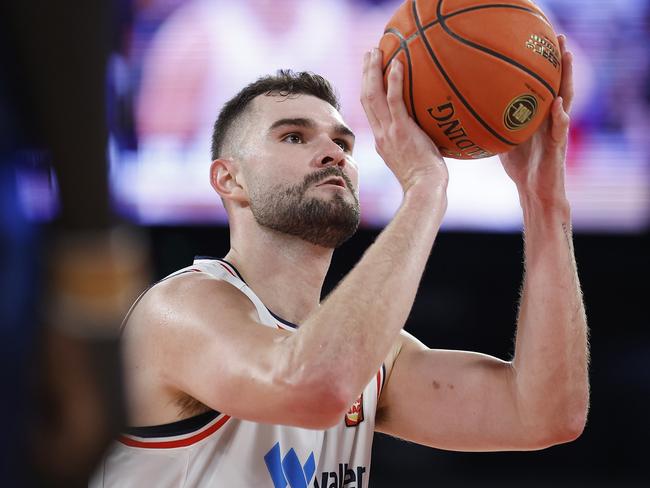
[278,49,449,424]
[504,35,589,443]
[129,49,449,429]
[375,35,589,450]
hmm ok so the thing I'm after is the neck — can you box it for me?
[225,224,333,325]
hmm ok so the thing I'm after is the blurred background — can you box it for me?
[2,0,648,486]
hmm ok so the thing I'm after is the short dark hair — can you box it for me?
[211,70,340,160]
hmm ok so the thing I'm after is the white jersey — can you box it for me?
[90,257,386,488]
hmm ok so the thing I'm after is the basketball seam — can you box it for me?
[412,0,516,147]
[382,1,553,147]
[384,3,545,55]
[437,3,558,98]
[383,33,404,70]
[383,28,420,126]
[423,3,545,30]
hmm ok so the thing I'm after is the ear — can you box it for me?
[210,158,248,204]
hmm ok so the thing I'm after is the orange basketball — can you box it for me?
[379,0,562,159]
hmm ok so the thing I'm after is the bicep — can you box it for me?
[376,331,535,452]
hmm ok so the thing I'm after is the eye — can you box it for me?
[334,139,351,152]
[282,133,303,144]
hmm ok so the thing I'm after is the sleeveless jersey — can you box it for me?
[90,257,386,488]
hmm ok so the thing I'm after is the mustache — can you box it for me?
[302,167,355,193]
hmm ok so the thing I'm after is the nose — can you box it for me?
[318,139,346,168]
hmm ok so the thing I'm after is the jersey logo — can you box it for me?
[344,393,364,427]
[264,442,316,488]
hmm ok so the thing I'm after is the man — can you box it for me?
[91,36,589,487]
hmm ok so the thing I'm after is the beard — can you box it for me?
[248,167,360,248]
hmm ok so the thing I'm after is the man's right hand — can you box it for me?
[360,48,449,196]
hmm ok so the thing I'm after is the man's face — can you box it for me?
[237,93,360,248]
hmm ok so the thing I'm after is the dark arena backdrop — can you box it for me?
[2,0,648,486]
[149,227,648,488]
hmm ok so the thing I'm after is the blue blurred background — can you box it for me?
[4,0,649,486]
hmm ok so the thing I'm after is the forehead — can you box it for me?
[250,93,346,129]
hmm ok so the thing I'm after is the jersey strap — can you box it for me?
[376,363,387,400]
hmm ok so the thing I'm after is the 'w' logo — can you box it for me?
[264,442,316,488]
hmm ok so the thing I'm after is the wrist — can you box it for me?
[514,177,569,210]
[520,193,571,228]
[403,176,447,208]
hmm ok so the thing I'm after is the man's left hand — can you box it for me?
[499,34,574,207]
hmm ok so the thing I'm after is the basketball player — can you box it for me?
[91,35,589,487]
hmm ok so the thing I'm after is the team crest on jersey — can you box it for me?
[344,394,364,427]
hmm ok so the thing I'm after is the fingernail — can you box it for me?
[372,47,380,59]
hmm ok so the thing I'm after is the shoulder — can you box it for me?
[125,270,258,342]
[121,269,264,422]
[150,269,242,300]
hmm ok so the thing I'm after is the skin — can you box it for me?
[123,35,589,450]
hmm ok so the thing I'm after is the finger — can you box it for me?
[386,59,409,122]
[560,51,575,114]
[557,34,575,113]
[360,50,382,133]
[362,48,391,127]
[558,33,566,53]
[550,96,570,144]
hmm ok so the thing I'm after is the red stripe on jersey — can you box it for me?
[218,262,237,278]
[275,321,294,331]
[118,415,231,449]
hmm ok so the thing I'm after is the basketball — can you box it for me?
[379,0,562,159]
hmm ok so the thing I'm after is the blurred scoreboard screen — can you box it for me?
[35,0,650,231]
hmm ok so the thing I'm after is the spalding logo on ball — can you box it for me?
[379,0,562,159]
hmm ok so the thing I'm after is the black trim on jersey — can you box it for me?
[218,258,247,282]
[218,259,300,328]
[197,256,300,329]
[195,256,248,283]
[125,409,220,438]
[194,255,219,261]
[268,309,300,329]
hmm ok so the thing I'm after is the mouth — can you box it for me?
[316,177,347,189]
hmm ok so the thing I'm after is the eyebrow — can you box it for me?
[268,117,356,141]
